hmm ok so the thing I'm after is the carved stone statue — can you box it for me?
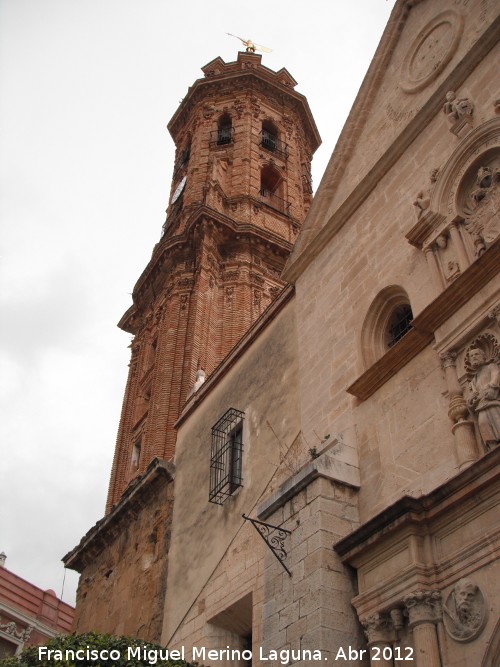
[412,169,438,218]
[466,346,500,449]
[443,91,474,123]
[443,579,487,642]
[413,190,430,218]
[193,369,206,393]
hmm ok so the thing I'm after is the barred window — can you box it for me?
[209,408,244,504]
[387,304,413,348]
[217,113,233,145]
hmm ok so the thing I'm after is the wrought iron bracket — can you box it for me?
[242,514,292,576]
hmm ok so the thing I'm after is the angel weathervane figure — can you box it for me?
[226,33,272,54]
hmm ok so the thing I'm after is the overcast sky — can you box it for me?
[0,0,395,607]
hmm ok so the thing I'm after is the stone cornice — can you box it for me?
[168,53,320,153]
[347,328,433,401]
[63,459,174,572]
[119,202,296,332]
[284,7,500,283]
[405,211,448,249]
[347,238,500,400]
[0,603,59,640]
[201,52,298,88]
[334,446,500,560]
[410,238,500,333]
[257,451,360,521]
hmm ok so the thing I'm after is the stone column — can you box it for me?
[404,590,442,667]
[440,351,478,469]
[448,222,470,271]
[423,245,443,293]
[362,613,394,667]
[389,607,405,660]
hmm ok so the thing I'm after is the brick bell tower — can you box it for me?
[106,50,320,511]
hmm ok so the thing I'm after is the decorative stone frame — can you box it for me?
[360,285,413,367]
[437,310,500,469]
[400,9,464,94]
[406,119,500,295]
[260,163,287,215]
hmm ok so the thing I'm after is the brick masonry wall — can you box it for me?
[106,53,319,510]
[72,476,173,642]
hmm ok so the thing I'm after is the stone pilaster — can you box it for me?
[440,351,478,469]
[448,222,470,272]
[403,590,442,667]
[362,612,394,667]
[423,245,444,293]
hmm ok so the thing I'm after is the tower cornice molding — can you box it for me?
[127,204,294,313]
[168,64,320,154]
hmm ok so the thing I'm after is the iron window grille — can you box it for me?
[387,304,413,348]
[259,187,291,215]
[260,130,289,159]
[210,127,234,146]
[209,408,244,505]
[302,173,313,194]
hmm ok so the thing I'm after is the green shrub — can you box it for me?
[0,632,194,667]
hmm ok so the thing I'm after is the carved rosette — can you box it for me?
[442,579,487,642]
[403,590,441,627]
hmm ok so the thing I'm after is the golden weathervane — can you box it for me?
[226,33,272,54]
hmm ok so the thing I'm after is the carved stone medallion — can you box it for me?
[401,11,463,93]
[443,579,487,642]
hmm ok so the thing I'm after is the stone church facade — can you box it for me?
[65,1,500,666]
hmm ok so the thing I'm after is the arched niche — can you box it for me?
[429,117,500,220]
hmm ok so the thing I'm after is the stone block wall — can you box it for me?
[67,462,173,642]
[258,462,366,665]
